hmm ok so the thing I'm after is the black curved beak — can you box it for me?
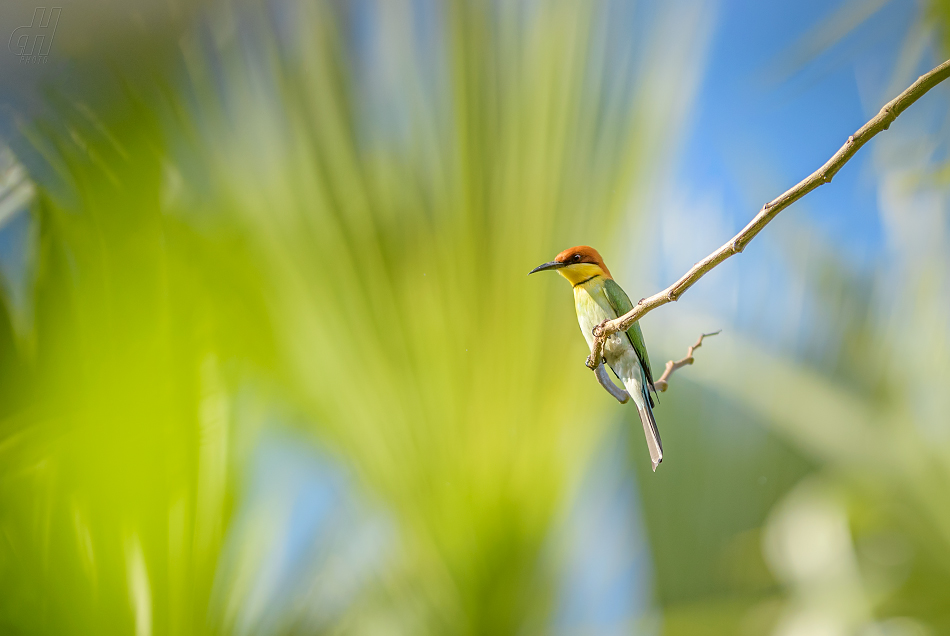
[528,260,565,275]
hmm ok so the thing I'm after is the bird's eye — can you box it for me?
[573,254,582,262]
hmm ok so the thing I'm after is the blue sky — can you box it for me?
[682,0,916,253]
[636,0,950,368]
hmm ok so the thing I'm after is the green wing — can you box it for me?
[603,278,656,393]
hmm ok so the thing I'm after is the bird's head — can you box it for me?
[528,245,612,285]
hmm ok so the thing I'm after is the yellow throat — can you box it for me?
[556,262,608,286]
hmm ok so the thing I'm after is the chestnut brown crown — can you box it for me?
[554,245,612,278]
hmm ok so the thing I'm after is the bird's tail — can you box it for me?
[636,399,663,472]
[621,367,663,471]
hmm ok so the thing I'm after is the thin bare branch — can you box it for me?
[653,331,720,392]
[586,58,950,371]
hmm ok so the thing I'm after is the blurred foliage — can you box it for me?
[0,0,700,633]
[0,88,272,633]
[716,3,950,634]
[928,0,950,56]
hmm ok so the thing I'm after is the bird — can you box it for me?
[529,246,662,471]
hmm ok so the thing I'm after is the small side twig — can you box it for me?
[652,330,720,393]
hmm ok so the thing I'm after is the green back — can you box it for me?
[603,277,656,391]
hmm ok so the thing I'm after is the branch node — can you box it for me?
[592,320,607,338]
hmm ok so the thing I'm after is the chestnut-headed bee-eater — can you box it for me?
[530,246,662,470]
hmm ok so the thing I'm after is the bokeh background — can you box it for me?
[0,0,949,634]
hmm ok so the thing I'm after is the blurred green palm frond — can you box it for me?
[0,0,708,634]
[635,3,950,631]
[676,113,950,636]
[178,1,699,631]
[714,3,950,633]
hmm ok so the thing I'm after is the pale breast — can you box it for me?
[573,283,629,362]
